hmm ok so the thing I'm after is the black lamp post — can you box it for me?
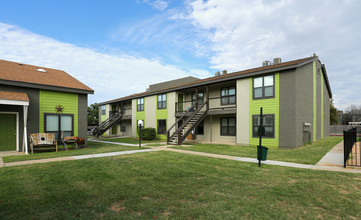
[137,120,143,148]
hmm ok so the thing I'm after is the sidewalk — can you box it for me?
[2,139,361,174]
[2,149,159,167]
[154,142,361,173]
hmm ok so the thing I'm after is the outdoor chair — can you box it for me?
[61,131,78,150]
[29,133,58,154]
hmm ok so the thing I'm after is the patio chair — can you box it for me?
[29,133,58,154]
[61,131,78,150]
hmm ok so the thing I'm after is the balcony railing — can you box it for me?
[175,96,236,114]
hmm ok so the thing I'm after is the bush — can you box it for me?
[139,128,156,141]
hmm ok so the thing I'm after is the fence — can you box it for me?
[331,125,353,135]
[343,128,360,167]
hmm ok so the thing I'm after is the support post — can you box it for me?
[23,105,29,154]
[195,88,198,110]
[258,107,263,167]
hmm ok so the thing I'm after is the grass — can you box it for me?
[101,137,165,144]
[173,136,343,165]
[2,142,148,163]
[1,151,361,219]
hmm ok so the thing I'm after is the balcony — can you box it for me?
[175,96,236,117]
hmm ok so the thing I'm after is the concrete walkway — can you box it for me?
[89,139,141,147]
[2,149,159,167]
[150,141,361,174]
[2,139,361,174]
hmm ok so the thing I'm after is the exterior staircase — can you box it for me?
[92,111,122,137]
[167,101,208,145]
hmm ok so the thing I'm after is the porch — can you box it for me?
[0,91,29,154]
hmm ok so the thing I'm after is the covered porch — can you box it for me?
[0,91,29,154]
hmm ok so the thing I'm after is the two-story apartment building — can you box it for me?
[97,55,332,149]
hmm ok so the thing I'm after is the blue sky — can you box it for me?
[0,0,360,111]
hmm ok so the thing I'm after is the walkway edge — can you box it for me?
[4,149,159,167]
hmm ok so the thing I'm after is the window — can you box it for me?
[221,86,236,105]
[120,121,126,132]
[253,75,274,99]
[157,119,167,134]
[252,115,275,138]
[191,91,204,106]
[137,98,144,111]
[195,119,204,135]
[220,117,236,136]
[45,113,74,142]
[101,105,106,115]
[157,94,167,109]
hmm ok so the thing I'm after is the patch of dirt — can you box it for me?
[111,200,126,213]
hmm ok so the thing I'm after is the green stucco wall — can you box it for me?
[39,90,79,136]
[156,94,168,140]
[313,61,317,141]
[101,105,107,122]
[135,100,145,137]
[249,73,280,148]
[321,68,324,139]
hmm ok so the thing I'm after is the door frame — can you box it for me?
[0,112,19,151]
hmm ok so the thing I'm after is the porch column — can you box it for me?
[23,105,29,154]
[195,88,198,109]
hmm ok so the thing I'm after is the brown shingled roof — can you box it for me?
[0,59,94,93]
[100,56,316,105]
[0,91,29,102]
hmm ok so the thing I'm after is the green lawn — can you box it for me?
[100,137,165,144]
[2,142,148,163]
[173,136,343,165]
[1,151,360,219]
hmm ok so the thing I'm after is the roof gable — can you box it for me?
[0,59,94,94]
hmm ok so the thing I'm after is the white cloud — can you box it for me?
[186,0,361,110]
[143,0,169,11]
[0,23,201,104]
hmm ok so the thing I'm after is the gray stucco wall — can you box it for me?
[0,85,40,151]
[323,69,331,137]
[279,60,331,149]
[279,62,315,148]
[295,63,314,147]
[78,93,88,145]
[279,69,297,148]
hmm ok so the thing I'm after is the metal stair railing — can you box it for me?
[167,100,208,145]
[93,110,123,137]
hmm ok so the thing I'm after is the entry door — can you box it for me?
[45,114,73,142]
[0,114,16,151]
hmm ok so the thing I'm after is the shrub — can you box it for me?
[139,128,156,141]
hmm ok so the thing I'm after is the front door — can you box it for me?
[0,114,16,151]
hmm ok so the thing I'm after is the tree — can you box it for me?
[330,99,338,125]
[88,103,99,126]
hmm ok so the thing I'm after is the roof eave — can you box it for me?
[0,79,94,94]
[100,58,315,105]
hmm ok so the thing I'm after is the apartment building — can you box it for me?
[97,54,331,149]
